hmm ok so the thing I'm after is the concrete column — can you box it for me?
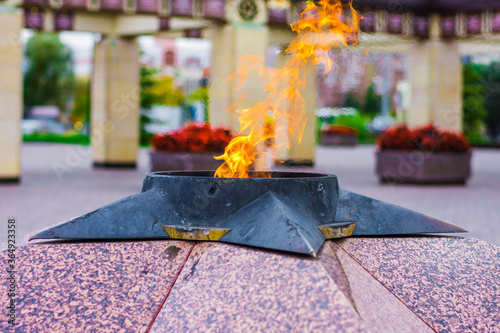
[206,25,269,132]
[408,40,462,131]
[286,62,316,165]
[91,37,140,168]
[274,50,290,162]
[0,9,22,183]
[270,27,316,166]
[273,51,317,165]
[408,41,431,126]
[204,26,238,130]
[429,40,462,131]
[207,16,317,165]
[206,0,269,133]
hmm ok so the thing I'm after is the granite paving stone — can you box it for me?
[0,240,193,332]
[337,237,500,332]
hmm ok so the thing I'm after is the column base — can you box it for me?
[0,177,21,184]
[93,162,137,169]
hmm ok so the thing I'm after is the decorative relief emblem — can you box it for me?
[238,0,258,21]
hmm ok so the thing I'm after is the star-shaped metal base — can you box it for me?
[30,171,467,256]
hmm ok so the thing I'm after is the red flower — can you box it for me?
[151,123,234,154]
[378,123,470,152]
[321,125,357,136]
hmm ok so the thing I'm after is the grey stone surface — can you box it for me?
[1,143,499,246]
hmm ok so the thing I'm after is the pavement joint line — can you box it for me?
[145,242,196,333]
[335,241,438,333]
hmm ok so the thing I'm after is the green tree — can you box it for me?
[23,32,74,113]
[140,66,163,109]
[462,64,487,139]
[140,65,170,146]
[140,66,160,146]
[72,77,91,123]
[482,62,500,142]
[363,83,382,116]
[343,90,361,110]
[152,76,185,106]
[186,86,210,122]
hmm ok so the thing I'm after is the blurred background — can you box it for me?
[1,0,499,246]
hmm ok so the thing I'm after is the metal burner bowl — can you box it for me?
[142,170,340,227]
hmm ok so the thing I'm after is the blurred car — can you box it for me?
[368,114,394,136]
[22,119,66,134]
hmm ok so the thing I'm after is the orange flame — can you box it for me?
[215,0,360,178]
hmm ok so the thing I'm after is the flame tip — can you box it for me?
[215,0,360,178]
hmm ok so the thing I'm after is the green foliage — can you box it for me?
[315,116,322,144]
[482,62,500,143]
[140,66,162,147]
[140,66,163,109]
[139,66,187,146]
[334,113,376,144]
[316,86,379,145]
[462,64,487,139]
[23,32,74,112]
[185,86,210,122]
[72,77,91,123]
[465,132,490,145]
[344,85,382,116]
[185,86,209,105]
[343,90,361,110]
[23,131,90,145]
[363,84,382,116]
[151,76,185,106]
[316,112,376,145]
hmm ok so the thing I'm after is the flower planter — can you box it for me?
[321,133,358,146]
[376,150,472,184]
[150,150,224,172]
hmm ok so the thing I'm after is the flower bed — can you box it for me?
[376,124,472,184]
[320,125,358,146]
[150,123,233,171]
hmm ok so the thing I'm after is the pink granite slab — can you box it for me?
[150,242,369,332]
[337,237,500,332]
[150,241,440,332]
[0,240,193,332]
[321,242,434,332]
[2,236,499,332]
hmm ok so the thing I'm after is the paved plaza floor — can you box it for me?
[1,143,499,246]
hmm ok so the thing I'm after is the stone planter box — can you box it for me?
[150,150,224,171]
[376,150,472,184]
[321,133,358,146]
